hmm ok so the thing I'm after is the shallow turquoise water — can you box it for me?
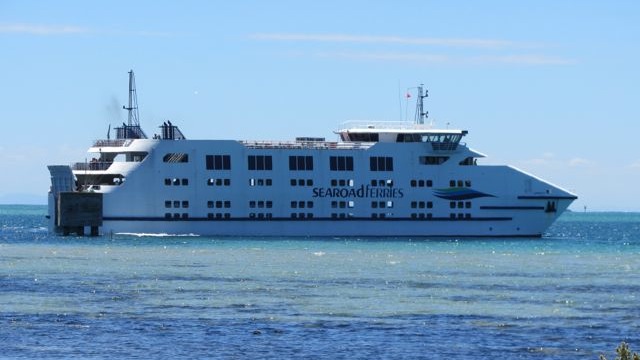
[1,206,639,359]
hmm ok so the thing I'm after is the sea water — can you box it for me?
[1,205,638,359]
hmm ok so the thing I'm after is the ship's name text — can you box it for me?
[312,185,404,199]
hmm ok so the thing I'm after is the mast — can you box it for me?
[123,70,140,128]
[414,84,429,125]
[117,70,147,139]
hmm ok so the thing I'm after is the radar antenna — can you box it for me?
[414,84,429,125]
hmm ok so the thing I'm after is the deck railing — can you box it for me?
[72,161,113,171]
[92,139,134,147]
[239,140,373,150]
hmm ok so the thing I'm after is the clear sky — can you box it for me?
[0,1,638,210]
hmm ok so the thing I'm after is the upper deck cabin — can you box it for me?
[335,121,468,151]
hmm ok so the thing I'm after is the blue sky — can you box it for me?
[0,1,638,210]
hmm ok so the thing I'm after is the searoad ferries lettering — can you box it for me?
[312,185,404,199]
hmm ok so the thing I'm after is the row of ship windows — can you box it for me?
[181,154,397,172]
[165,212,474,220]
[166,200,471,210]
[451,201,473,209]
[166,177,471,189]
[170,153,476,171]
[291,179,314,186]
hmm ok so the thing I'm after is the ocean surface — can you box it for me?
[1,205,639,359]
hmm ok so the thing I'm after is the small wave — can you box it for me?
[116,232,200,238]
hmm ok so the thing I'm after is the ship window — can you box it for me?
[396,133,421,142]
[165,213,172,219]
[449,180,456,187]
[206,155,231,170]
[289,156,314,171]
[349,133,379,142]
[173,178,180,186]
[419,156,449,165]
[418,180,425,187]
[307,179,313,186]
[216,201,223,208]
[266,201,273,208]
[465,180,472,187]
[290,179,296,186]
[331,179,338,186]
[164,178,171,186]
[427,180,433,187]
[331,201,338,208]
[427,201,433,209]
[369,157,393,171]
[165,201,171,208]
[307,201,313,208]
[410,201,417,209]
[207,201,214,208]
[299,179,305,186]
[248,155,273,170]
[224,201,231,208]
[418,202,425,209]
[291,201,297,208]
[348,201,354,208]
[330,156,354,171]
[387,201,393,208]
[372,201,378,208]
[181,178,189,186]
[424,134,462,151]
[410,180,417,187]
[457,180,463,187]
[249,201,256,208]
[465,201,471,209]
[163,153,189,163]
[449,201,455,209]
[182,213,188,219]
[457,201,463,209]
[173,201,180,208]
[224,179,231,186]
[459,157,476,166]
[182,201,189,208]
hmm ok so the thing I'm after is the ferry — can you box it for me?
[47,71,577,237]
